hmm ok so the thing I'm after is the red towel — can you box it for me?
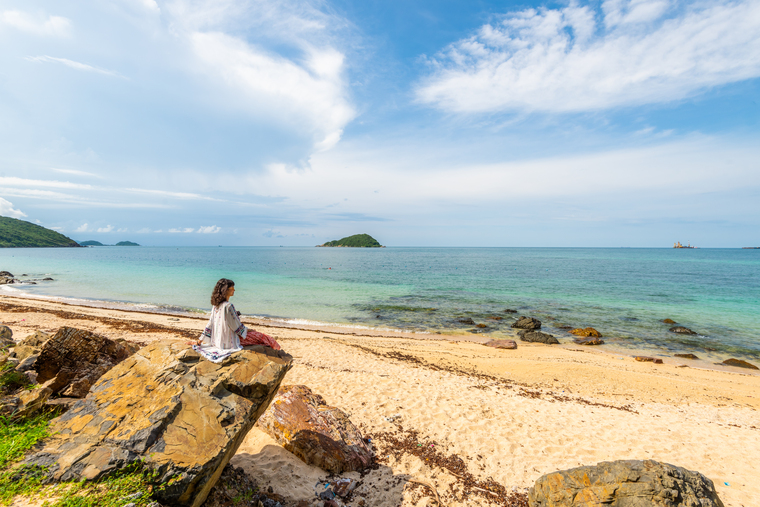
[241,329,281,350]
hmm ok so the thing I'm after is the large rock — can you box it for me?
[23,341,292,507]
[570,327,602,338]
[669,326,697,335]
[21,330,51,348]
[1,386,53,419]
[257,385,373,474]
[519,330,559,345]
[34,327,134,398]
[0,271,17,285]
[511,316,541,330]
[485,339,517,350]
[529,459,724,507]
[0,325,12,349]
[722,358,758,370]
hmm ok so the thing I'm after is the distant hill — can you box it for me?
[115,241,139,246]
[80,240,105,246]
[0,216,81,248]
[317,234,383,248]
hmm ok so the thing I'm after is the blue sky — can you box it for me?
[0,0,758,247]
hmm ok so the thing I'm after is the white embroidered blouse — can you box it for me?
[200,301,248,351]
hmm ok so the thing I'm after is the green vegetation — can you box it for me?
[115,241,139,246]
[79,240,104,246]
[318,233,383,248]
[0,217,80,248]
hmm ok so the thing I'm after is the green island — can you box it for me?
[0,217,80,248]
[317,233,384,248]
[80,240,140,247]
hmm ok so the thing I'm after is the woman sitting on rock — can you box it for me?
[193,278,281,362]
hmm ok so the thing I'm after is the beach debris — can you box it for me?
[511,316,541,330]
[23,340,292,507]
[675,353,699,360]
[635,356,663,364]
[529,460,725,507]
[573,337,604,346]
[385,414,401,422]
[570,327,603,338]
[32,327,135,398]
[455,317,475,325]
[663,318,677,324]
[0,325,12,349]
[518,330,559,345]
[257,385,373,474]
[484,339,517,350]
[669,326,697,335]
[722,358,759,370]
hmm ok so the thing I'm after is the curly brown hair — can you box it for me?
[211,278,235,307]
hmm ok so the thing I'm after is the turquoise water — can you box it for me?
[1,247,759,360]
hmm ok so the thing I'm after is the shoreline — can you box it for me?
[2,293,760,506]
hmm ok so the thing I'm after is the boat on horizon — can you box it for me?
[673,242,696,249]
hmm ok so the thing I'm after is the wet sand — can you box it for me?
[2,294,759,507]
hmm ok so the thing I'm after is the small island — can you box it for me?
[0,216,81,248]
[317,234,384,248]
[80,240,140,246]
[115,241,140,246]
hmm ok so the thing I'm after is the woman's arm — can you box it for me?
[199,312,213,345]
[224,303,248,340]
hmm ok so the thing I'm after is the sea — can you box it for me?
[1,247,759,362]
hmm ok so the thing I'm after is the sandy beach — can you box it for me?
[2,293,759,507]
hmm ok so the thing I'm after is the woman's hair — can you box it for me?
[211,278,235,307]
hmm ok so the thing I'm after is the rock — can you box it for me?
[573,337,604,345]
[0,271,13,277]
[722,358,759,370]
[1,386,52,419]
[663,318,676,324]
[44,397,79,414]
[635,356,663,364]
[485,339,517,349]
[529,459,725,507]
[519,331,559,345]
[503,309,518,313]
[511,316,541,330]
[1,325,13,350]
[570,327,602,338]
[486,316,503,321]
[475,323,488,329]
[34,327,136,398]
[455,317,475,325]
[15,354,39,372]
[674,353,699,360]
[257,385,373,474]
[23,341,292,507]
[21,330,51,348]
[43,277,54,281]
[669,326,697,335]
[0,272,17,285]
[556,325,574,330]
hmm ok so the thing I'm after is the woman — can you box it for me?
[194,278,281,363]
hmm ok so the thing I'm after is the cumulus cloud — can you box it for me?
[75,223,90,232]
[169,227,196,233]
[197,225,221,233]
[26,56,123,78]
[417,0,760,113]
[0,197,27,218]
[0,10,71,37]
[97,225,113,232]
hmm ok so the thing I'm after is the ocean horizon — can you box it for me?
[2,246,759,362]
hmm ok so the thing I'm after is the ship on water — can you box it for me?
[673,241,696,249]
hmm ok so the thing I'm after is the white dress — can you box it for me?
[194,301,248,363]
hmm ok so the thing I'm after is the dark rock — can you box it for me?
[43,277,54,281]
[674,353,699,360]
[24,340,292,507]
[529,459,725,507]
[635,356,663,364]
[484,340,517,350]
[475,323,488,329]
[257,385,373,474]
[511,316,541,330]
[15,354,39,372]
[663,318,676,324]
[574,337,604,346]
[455,317,475,325]
[34,327,135,398]
[486,316,503,321]
[21,330,51,348]
[570,327,602,338]
[556,325,574,330]
[503,309,518,313]
[519,331,559,345]
[0,271,13,277]
[0,325,12,349]
[722,358,759,370]
[670,326,697,335]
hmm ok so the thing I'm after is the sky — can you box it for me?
[0,0,758,247]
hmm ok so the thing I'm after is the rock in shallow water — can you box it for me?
[674,353,699,360]
[573,337,604,345]
[669,326,697,335]
[518,330,559,344]
[511,316,541,330]
[529,459,725,507]
[257,385,373,474]
[722,358,758,370]
[570,327,602,338]
[24,341,292,507]
[635,356,663,364]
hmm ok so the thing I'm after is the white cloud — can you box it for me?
[0,10,71,37]
[0,197,26,218]
[0,177,92,190]
[417,0,760,113]
[26,56,123,78]
[97,225,114,232]
[169,227,195,233]
[52,168,101,178]
[75,223,90,232]
[197,225,221,233]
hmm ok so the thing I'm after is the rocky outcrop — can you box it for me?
[573,337,604,345]
[512,316,541,330]
[722,358,758,370]
[455,317,475,325]
[529,459,724,507]
[24,341,292,507]
[635,356,663,364]
[570,327,602,338]
[518,330,559,345]
[0,271,17,285]
[503,309,518,314]
[0,325,12,349]
[1,385,52,419]
[662,318,676,324]
[669,326,697,335]
[257,385,373,474]
[675,353,699,360]
[485,339,517,349]
[34,327,134,398]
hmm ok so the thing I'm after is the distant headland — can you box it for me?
[0,216,81,248]
[317,234,384,248]
[80,240,140,246]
